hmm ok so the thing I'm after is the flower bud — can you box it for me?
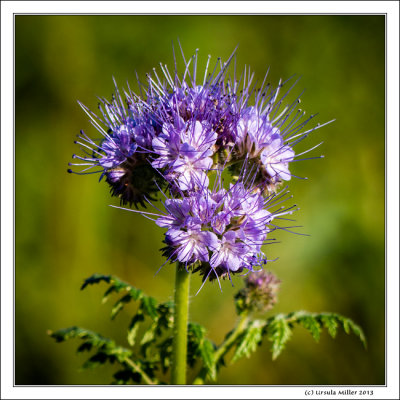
[235,270,281,314]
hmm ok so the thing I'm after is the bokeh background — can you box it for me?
[15,15,385,385]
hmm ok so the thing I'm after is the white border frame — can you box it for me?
[2,2,399,399]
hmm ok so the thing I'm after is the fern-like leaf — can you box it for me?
[265,311,367,357]
[336,315,367,348]
[187,322,217,380]
[265,315,293,360]
[318,313,339,338]
[297,313,322,342]
[80,274,111,290]
[231,320,264,362]
[48,326,157,384]
[127,312,145,346]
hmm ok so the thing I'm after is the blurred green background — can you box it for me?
[15,15,385,385]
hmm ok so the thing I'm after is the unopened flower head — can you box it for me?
[235,270,281,313]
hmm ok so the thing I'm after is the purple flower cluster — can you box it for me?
[152,118,217,191]
[155,178,293,281]
[70,46,330,282]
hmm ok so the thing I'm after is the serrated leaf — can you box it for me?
[107,276,133,293]
[345,318,367,348]
[232,320,264,363]
[189,322,205,341]
[102,285,118,303]
[156,302,174,331]
[140,322,159,357]
[266,316,292,360]
[140,296,158,320]
[127,312,145,346]
[158,337,173,373]
[187,323,204,368]
[81,274,111,290]
[298,315,322,342]
[140,302,174,355]
[113,369,141,384]
[140,324,157,346]
[49,326,133,368]
[81,274,143,307]
[103,280,142,306]
[49,327,112,348]
[111,294,133,320]
[82,351,112,369]
[200,339,216,381]
[77,341,93,353]
[280,312,366,350]
[340,316,351,334]
[319,314,338,338]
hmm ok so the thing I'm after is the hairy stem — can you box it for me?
[215,313,249,360]
[171,264,190,385]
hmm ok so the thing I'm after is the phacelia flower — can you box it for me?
[152,118,217,190]
[69,45,330,287]
[235,106,295,187]
[145,172,297,284]
[68,80,164,207]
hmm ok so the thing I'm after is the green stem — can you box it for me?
[192,312,249,384]
[214,313,249,360]
[171,263,190,385]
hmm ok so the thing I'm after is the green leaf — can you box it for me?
[232,320,264,362]
[80,274,111,290]
[156,302,174,330]
[82,351,114,369]
[102,283,143,304]
[77,341,93,353]
[266,315,292,360]
[140,324,157,346]
[127,312,145,346]
[319,314,339,338]
[298,314,322,342]
[303,313,366,348]
[127,300,172,349]
[139,302,175,360]
[80,274,143,315]
[200,339,216,381]
[158,337,173,373]
[140,296,158,320]
[110,294,134,320]
[188,322,205,340]
[112,369,141,384]
[340,315,351,334]
[49,326,112,348]
[49,326,133,368]
[139,322,158,357]
[273,312,367,352]
[338,316,367,348]
[187,323,205,368]
[187,322,216,380]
